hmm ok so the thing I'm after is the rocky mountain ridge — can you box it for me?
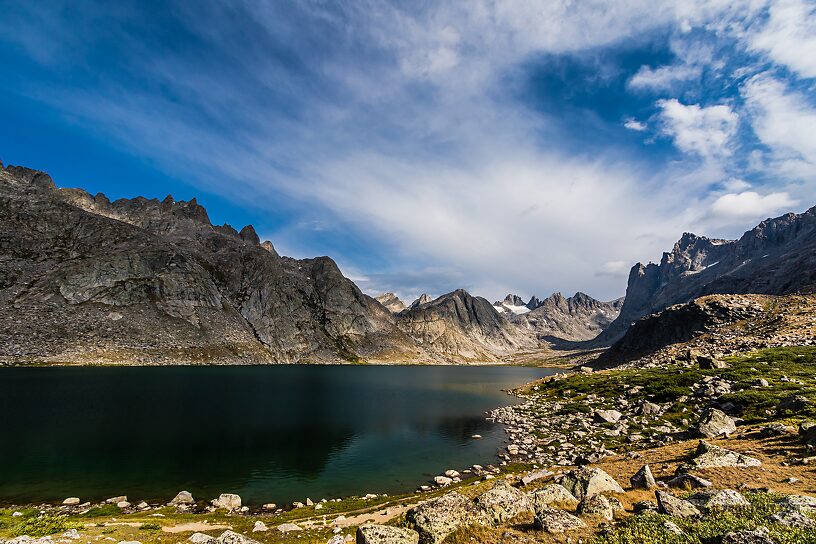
[374,292,406,313]
[0,163,524,364]
[595,207,816,345]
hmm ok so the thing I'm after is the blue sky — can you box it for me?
[1,1,815,303]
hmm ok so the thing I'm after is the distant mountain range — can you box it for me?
[2,162,814,365]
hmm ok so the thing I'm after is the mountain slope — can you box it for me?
[397,289,536,362]
[595,207,816,345]
[375,292,406,313]
[0,163,421,364]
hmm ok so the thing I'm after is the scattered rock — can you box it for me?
[662,521,683,536]
[212,494,242,511]
[356,525,419,544]
[475,480,531,525]
[688,489,749,511]
[694,408,736,438]
[777,494,816,513]
[217,531,259,544]
[577,494,614,520]
[687,441,761,469]
[721,526,774,544]
[527,484,578,507]
[769,509,816,529]
[559,467,624,500]
[520,470,553,486]
[252,522,267,533]
[655,490,700,518]
[532,504,586,533]
[630,465,656,489]
[276,524,303,533]
[433,476,452,487]
[593,410,622,424]
[61,530,80,540]
[62,497,80,505]
[667,473,712,489]
[698,355,727,369]
[170,491,195,506]
[406,492,484,544]
[777,395,809,415]
[760,422,796,437]
[189,534,217,544]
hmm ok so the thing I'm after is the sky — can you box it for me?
[1,0,815,304]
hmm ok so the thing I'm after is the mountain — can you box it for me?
[507,292,623,343]
[375,292,406,313]
[492,293,531,315]
[0,163,424,364]
[397,289,536,361]
[0,163,542,365]
[595,206,816,345]
[409,293,433,309]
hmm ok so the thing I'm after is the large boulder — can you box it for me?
[356,525,420,544]
[528,484,578,507]
[769,509,816,529]
[687,441,761,469]
[212,494,242,510]
[559,467,624,500]
[577,494,614,520]
[188,534,216,544]
[593,410,622,424]
[655,490,700,518]
[694,408,736,438]
[630,465,656,489]
[406,492,484,544]
[532,504,586,533]
[687,489,749,511]
[217,532,259,544]
[777,495,816,513]
[474,480,531,525]
[721,526,774,544]
[170,491,195,506]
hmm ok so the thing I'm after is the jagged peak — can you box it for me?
[260,240,277,255]
[239,224,260,245]
[3,164,55,190]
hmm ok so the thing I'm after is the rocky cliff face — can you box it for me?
[0,164,541,364]
[375,292,406,313]
[595,208,816,345]
[507,292,623,343]
[397,289,536,362]
[0,164,425,364]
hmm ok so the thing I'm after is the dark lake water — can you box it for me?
[0,365,555,505]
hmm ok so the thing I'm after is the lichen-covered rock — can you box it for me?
[559,467,624,501]
[721,526,774,544]
[528,484,578,507]
[577,494,614,520]
[406,492,484,544]
[532,504,586,533]
[687,441,761,469]
[667,473,712,489]
[630,465,656,489]
[694,408,736,438]
[217,531,260,544]
[189,534,217,544]
[655,490,700,518]
[170,491,195,506]
[688,489,749,511]
[212,494,241,510]
[356,525,419,544]
[776,495,816,513]
[769,509,816,529]
[474,480,531,525]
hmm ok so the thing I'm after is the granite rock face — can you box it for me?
[596,210,816,345]
[375,292,407,313]
[0,165,430,364]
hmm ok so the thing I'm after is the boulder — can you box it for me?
[688,489,749,511]
[663,520,684,536]
[577,494,614,520]
[694,408,736,438]
[655,490,700,518]
[639,401,661,416]
[276,524,303,533]
[559,467,624,500]
[170,491,195,506]
[769,509,816,529]
[189,534,217,544]
[106,496,128,504]
[688,441,761,469]
[593,410,622,424]
[212,494,242,511]
[667,473,712,489]
[61,530,81,540]
[776,495,816,513]
[252,522,268,533]
[217,532,260,544]
[698,355,727,369]
[532,504,586,533]
[62,497,80,505]
[630,465,656,489]
[433,476,452,487]
[527,484,578,507]
[777,395,809,415]
[721,526,774,544]
[520,470,553,486]
[356,525,419,544]
[406,492,484,544]
[474,480,531,525]
[760,422,796,437]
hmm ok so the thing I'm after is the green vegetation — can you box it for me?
[8,514,81,537]
[79,504,120,518]
[592,493,816,544]
[139,522,162,531]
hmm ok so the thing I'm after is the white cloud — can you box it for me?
[749,0,816,79]
[596,261,631,278]
[742,74,816,179]
[722,179,752,192]
[624,118,647,131]
[658,99,739,158]
[629,64,701,90]
[711,190,798,218]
